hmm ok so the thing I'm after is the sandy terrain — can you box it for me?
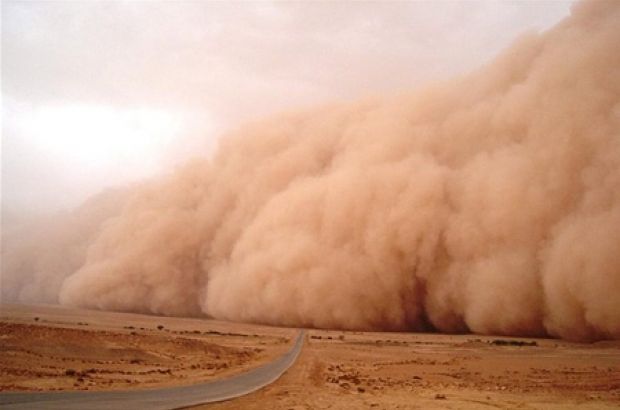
[205,330,620,409]
[0,304,293,392]
[1,304,619,409]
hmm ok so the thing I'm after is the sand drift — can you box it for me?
[2,1,620,341]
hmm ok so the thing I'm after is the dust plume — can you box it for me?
[2,0,619,341]
[1,188,130,303]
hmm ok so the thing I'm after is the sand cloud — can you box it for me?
[2,0,619,341]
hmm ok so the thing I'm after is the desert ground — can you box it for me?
[0,303,292,392]
[1,304,619,409]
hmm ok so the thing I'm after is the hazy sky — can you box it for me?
[2,0,575,215]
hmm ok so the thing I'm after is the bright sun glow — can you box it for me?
[20,104,183,176]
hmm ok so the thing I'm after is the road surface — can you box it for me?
[0,330,305,409]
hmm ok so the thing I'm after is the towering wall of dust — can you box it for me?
[3,1,619,341]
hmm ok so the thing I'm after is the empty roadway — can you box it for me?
[0,330,305,410]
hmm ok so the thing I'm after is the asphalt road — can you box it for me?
[0,330,305,410]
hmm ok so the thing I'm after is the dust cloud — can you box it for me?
[2,1,619,341]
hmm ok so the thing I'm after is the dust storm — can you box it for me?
[2,0,619,342]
